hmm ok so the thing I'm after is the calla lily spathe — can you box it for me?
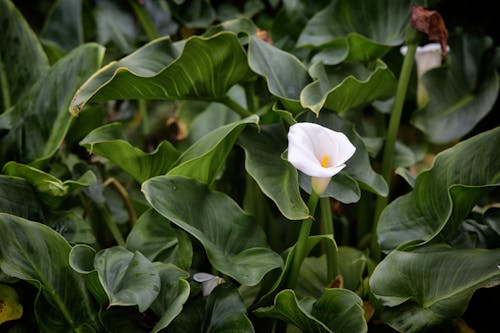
[401,43,450,107]
[193,272,224,296]
[287,122,356,195]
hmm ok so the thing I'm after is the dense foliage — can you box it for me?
[1,0,499,332]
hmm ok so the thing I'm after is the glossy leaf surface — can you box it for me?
[378,127,500,252]
[143,175,283,286]
[370,245,500,332]
[0,213,100,332]
[239,125,309,220]
[80,122,180,183]
[71,32,253,115]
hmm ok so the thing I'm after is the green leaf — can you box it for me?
[0,213,100,332]
[169,284,253,333]
[299,172,361,204]
[239,125,309,220]
[0,0,49,111]
[0,284,23,324]
[377,127,500,252]
[300,60,397,116]
[0,43,104,164]
[126,209,192,271]
[2,161,96,208]
[171,0,215,28]
[95,0,138,54]
[370,245,500,332]
[41,0,84,52]
[254,288,366,333]
[47,209,96,245]
[80,122,180,183]
[302,112,388,196]
[168,115,258,184]
[150,263,190,333]
[94,246,161,312]
[297,0,411,62]
[0,175,45,222]
[71,32,253,115]
[248,35,311,112]
[412,35,499,144]
[142,175,283,286]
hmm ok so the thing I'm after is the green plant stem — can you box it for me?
[218,96,253,118]
[101,204,126,246]
[320,197,337,281]
[129,0,158,41]
[287,190,320,289]
[243,81,257,113]
[0,59,11,110]
[372,29,417,260]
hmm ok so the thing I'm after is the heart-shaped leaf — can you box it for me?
[71,32,253,115]
[0,213,101,332]
[248,35,311,112]
[169,284,253,333]
[150,263,190,333]
[126,209,192,271]
[302,112,388,197]
[412,34,499,144]
[301,60,397,115]
[94,246,160,312]
[377,127,500,252]
[80,122,180,183]
[168,115,258,184]
[254,288,367,333]
[0,0,49,111]
[0,43,104,164]
[239,124,309,220]
[142,175,283,286]
[297,0,411,62]
[370,245,500,332]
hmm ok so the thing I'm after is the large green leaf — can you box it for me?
[377,127,500,252]
[254,288,366,333]
[168,115,258,184]
[297,0,411,62]
[126,209,192,271]
[80,122,180,183]
[2,161,96,208]
[239,125,309,220]
[41,0,83,52]
[70,32,253,115]
[0,175,45,222]
[94,246,160,312]
[248,35,311,112]
[0,43,104,164]
[0,213,100,332]
[0,0,49,112]
[302,112,388,196]
[301,60,397,115]
[412,35,499,144]
[142,175,283,286]
[150,263,190,333]
[95,0,138,54]
[169,284,254,333]
[370,245,500,332]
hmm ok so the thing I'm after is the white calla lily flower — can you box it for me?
[287,122,356,195]
[193,272,224,296]
[401,43,450,107]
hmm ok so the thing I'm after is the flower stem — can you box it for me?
[372,28,417,260]
[320,197,337,281]
[287,190,320,289]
